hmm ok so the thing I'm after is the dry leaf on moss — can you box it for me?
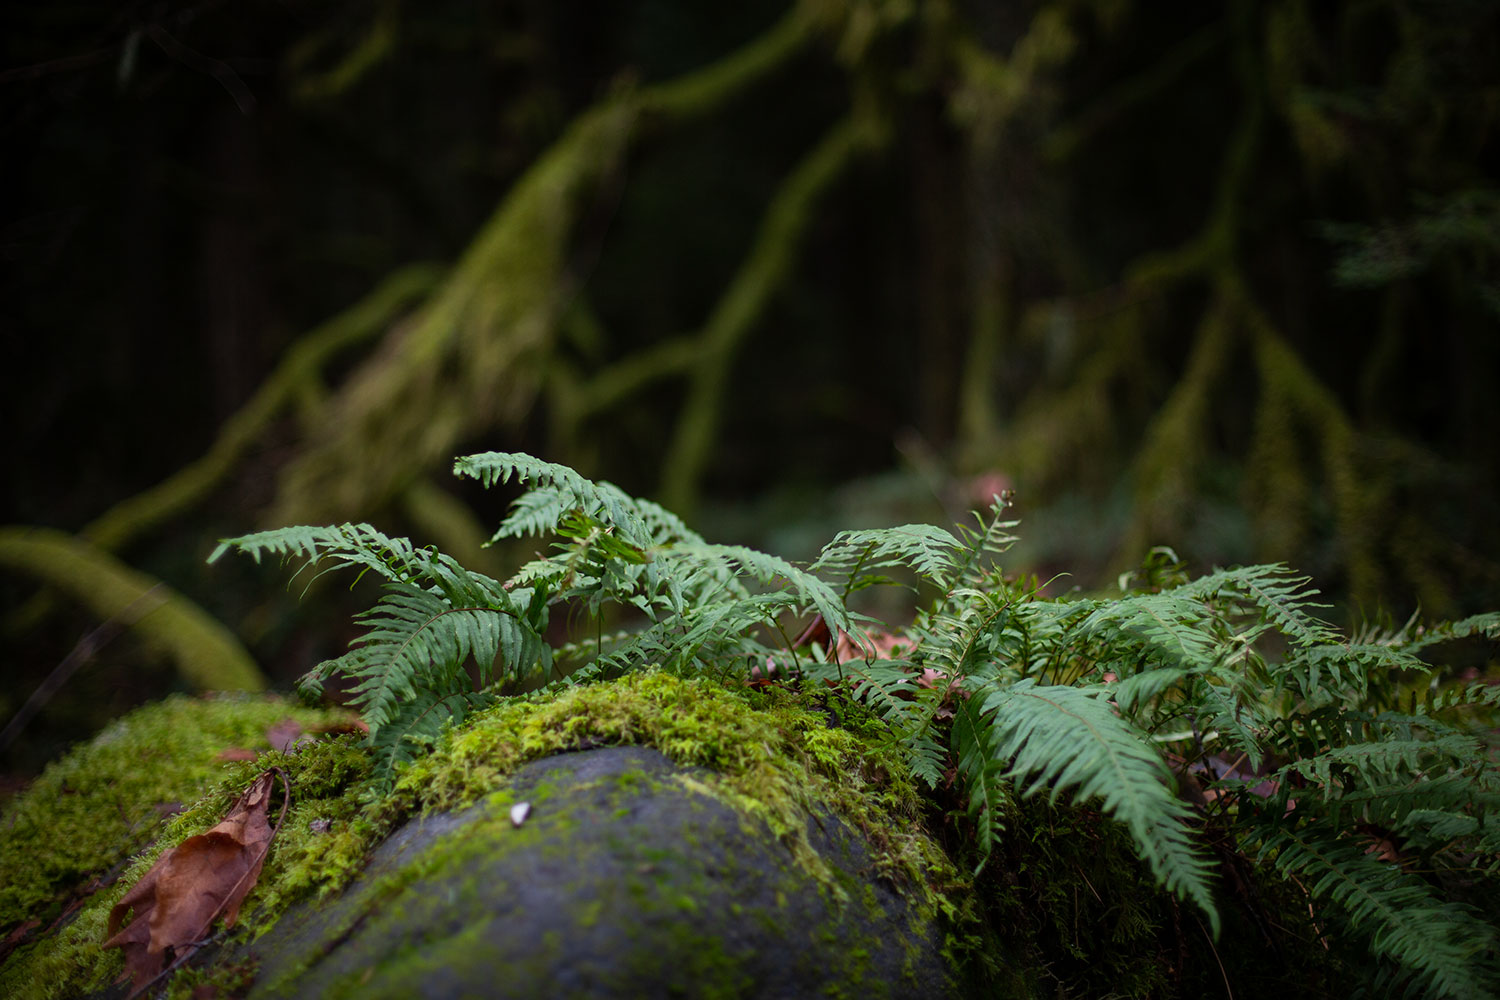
[103,769,287,995]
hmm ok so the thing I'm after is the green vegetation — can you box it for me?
[0,695,347,931]
[0,695,357,998]
[0,673,956,999]
[210,452,1500,998]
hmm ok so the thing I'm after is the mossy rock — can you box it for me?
[227,744,952,999]
[0,673,964,999]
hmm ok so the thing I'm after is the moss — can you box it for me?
[0,696,362,1000]
[1,672,965,999]
[388,670,960,918]
[0,694,350,931]
[255,742,934,999]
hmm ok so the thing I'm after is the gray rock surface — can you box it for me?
[236,745,953,999]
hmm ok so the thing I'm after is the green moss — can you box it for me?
[1,672,966,999]
[0,697,363,1000]
[257,740,933,999]
[0,694,349,931]
[387,671,959,914]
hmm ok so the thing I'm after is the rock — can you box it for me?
[2,675,963,999]
[237,744,954,999]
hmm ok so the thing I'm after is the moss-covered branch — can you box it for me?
[272,8,820,524]
[659,114,876,515]
[85,262,443,552]
[0,528,264,691]
[1117,288,1238,563]
[4,264,441,644]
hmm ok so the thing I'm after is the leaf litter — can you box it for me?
[103,768,289,996]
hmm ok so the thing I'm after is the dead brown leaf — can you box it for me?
[833,628,911,664]
[103,769,287,996]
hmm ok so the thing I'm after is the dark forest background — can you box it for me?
[3,0,1497,779]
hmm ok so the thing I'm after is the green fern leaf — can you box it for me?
[951,692,1009,863]
[812,524,965,591]
[675,542,849,631]
[978,678,1220,931]
[1181,564,1337,647]
[941,500,1020,592]
[210,522,457,588]
[1401,611,1500,654]
[1257,823,1499,999]
[454,451,654,548]
[1077,592,1220,668]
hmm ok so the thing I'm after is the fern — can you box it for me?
[454,451,656,549]
[210,521,550,782]
[950,691,1011,864]
[216,453,1500,996]
[1256,821,1500,999]
[675,542,850,632]
[812,523,966,595]
[975,678,1220,931]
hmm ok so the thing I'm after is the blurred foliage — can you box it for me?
[2,0,1497,772]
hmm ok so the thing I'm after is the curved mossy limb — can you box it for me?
[1116,285,1239,565]
[85,262,444,556]
[286,0,397,103]
[658,114,877,517]
[3,264,443,639]
[271,7,818,525]
[0,527,264,692]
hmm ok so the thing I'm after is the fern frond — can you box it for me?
[1109,666,1194,713]
[1401,611,1500,653]
[1419,680,1500,715]
[492,486,581,541]
[826,657,948,788]
[977,679,1220,931]
[1400,809,1500,857]
[454,451,654,548]
[1269,734,1479,793]
[1076,591,1220,669]
[951,691,1009,863]
[1257,823,1500,999]
[812,524,965,591]
[585,592,794,678]
[209,522,460,588]
[364,686,495,793]
[632,495,707,546]
[1180,564,1337,647]
[674,543,849,631]
[335,582,549,730]
[1191,674,1271,768]
[940,499,1020,592]
[1281,642,1425,707]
